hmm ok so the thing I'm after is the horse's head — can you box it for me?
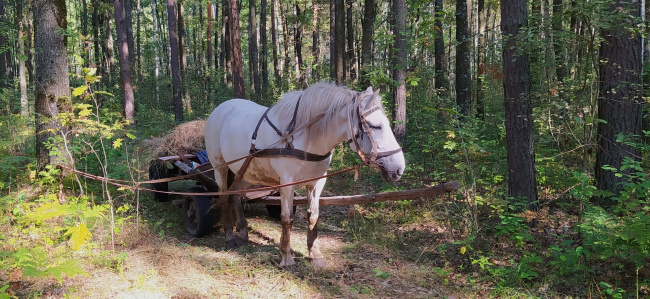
[348,87,405,182]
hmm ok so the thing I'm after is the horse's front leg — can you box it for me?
[278,184,296,272]
[307,178,326,268]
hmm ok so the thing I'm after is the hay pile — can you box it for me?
[145,120,207,158]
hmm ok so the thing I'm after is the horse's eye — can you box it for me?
[369,124,382,130]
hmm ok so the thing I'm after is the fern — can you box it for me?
[65,223,92,251]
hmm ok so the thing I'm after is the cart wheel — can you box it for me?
[266,205,297,220]
[183,187,216,237]
[149,160,169,202]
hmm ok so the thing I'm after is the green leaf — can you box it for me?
[46,260,88,285]
[112,138,123,149]
[72,85,88,97]
[65,223,92,251]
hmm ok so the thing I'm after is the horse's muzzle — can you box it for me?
[375,153,405,182]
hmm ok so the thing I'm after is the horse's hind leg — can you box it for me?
[231,194,248,246]
[214,165,237,248]
[307,178,326,268]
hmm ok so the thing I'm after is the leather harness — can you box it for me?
[228,94,402,192]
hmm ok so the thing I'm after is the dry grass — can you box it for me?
[143,120,207,159]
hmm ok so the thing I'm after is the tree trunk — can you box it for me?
[329,0,335,81]
[271,0,280,86]
[33,0,72,171]
[207,0,213,70]
[434,0,448,95]
[136,0,141,73]
[335,0,345,84]
[114,0,136,121]
[501,0,537,210]
[595,0,643,201]
[222,0,231,86]
[311,0,319,81]
[229,0,245,98]
[178,0,191,115]
[93,0,101,68]
[125,0,135,67]
[152,0,161,103]
[104,10,115,82]
[476,0,486,119]
[552,0,565,83]
[0,0,8,85]
[391,0,406,145]
[249,0,261,96]
[214,3,219,70]
[346,0,355,80]
[278,0,290,86]
[456,0,471,116]
[294,3,305,88]
[360,0,375,87]
[167,0,183,121]
[17,0,28,117]
[261,0,269,93]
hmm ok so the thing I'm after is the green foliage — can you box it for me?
[2,247,88,285]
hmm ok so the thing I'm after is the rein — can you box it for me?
[59,163,362,197]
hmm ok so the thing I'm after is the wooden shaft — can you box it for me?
[247,181,460,206]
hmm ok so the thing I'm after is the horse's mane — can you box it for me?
[272,82,373,145]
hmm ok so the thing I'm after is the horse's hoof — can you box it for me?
[226,239,238,249]
[311,257,325,269]
[235,236,248,247]
[282,264,298,273]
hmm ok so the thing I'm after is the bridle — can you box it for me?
[347,94,403,165]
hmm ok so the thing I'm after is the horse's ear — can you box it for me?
[373,89,381,99]
[366,86,373,93]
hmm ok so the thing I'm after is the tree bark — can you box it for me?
[360,0,375,87]
[434,0,448,95]
[456,0,471,116]
[114,0,136,121]
[595,0,643,201]
[167,0,184,121]
[104,10,115,82]
[125,0,135,67]
[294,3,305,88]
[249,0,261,96]
[0,0,9,85]
[278,0,290,86]
[334,0,345,84]
[152,0,161,103]
[261,0,269,93]
[271,0,280,85]
[346,0,355,80]
[476,0,486,119]
[329,0,335,81]
[178,0,191,115]
[207,0,213,70]
[311,0,319,81]
[93,0,101,68]
[229,0,245,98]
[17,0,29,117]
[391,0,406,145]
[33,0,72,171]
[552,0,565,83]
[501,0,538,210]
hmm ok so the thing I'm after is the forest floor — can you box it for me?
[4,176,473,299]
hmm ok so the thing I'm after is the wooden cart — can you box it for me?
[148,151,460,238]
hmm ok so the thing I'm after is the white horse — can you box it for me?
[205,82,405,271]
